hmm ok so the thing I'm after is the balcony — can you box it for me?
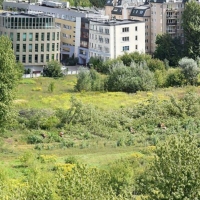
[167,22,177,25]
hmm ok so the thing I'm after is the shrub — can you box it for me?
[27,134,43,144]
[179,57,200,85]
[43,60,63,77]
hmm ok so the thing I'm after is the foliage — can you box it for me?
[106,61,155,93]
[75,68,104,92]
[43,60,63,77]
[0,36,22,129]
[179,57,200,85]
[165,68,185,87]
[118,52,151,66]
[48,82,55,93]
[182,0,200,59]
[139,134,200,200]
[154,34,184,66]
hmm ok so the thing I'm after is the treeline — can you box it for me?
[76,52,200,93]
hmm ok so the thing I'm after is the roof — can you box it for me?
[90,19,145,26]
[111,7,122,15]
[130,6,149,16]
[0,12,53,18]
[105,0,113,6]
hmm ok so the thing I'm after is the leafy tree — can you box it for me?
[106,61,155,93]
[0,36,23,129]
[43,60,63,77]
[179,57,199,85]
[182,0,200,59]
[139,134,200,200]
[154,34,184,66]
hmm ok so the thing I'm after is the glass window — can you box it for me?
[57,32,59,40]
[135,36,138,40]
[22,55,26,63]
[35,33,39,41]
[56,43,59,51]
[16,44,20,52]
[46,43,50,52]
[41,33,44,41]
[52,32,55,41]
[29,55,32,63]
[35,44,38,52]
[29,33,33,41]
[41,44,44,52]
[10,32,13,41]
[47,32,50,41]
[35,55,38,63]
[46,54,49,62]
[16,55,19,61]
[23,33,26,41]
[52,54,54,60]
[23,44,26,52]
[29,44,32,52]
[52,43,55,51]
[17,33,20,41]
[135,26,138,31]
[41,54,44,62]
[122,46,129,51]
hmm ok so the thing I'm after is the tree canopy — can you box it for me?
[43,60,63,77]
[0,36,23,128]
[140,134,200,200]
[182,0,200,59]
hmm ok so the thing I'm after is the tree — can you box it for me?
[140,134,200,200]
[43,60,63,77]
[0,36,23,128]
[182,0,200,59]
[179,57,199,85]
[154,34,184,66]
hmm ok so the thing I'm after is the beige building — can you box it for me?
[0,12,60,71]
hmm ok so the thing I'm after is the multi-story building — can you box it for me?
[105,0,188,54]
[89,19,145,61]
[3,1,108,64]
[0,11,60,72]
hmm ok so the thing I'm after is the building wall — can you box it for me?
[89,20,145,61]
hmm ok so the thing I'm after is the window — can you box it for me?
[35,55,38,63]
[135,36,138,40]
[35,33,39,41]
[105,28,109,34]
[122,37,129,41]
[28,44,32,52]
[135,45,138,50]
[57,32,59,40]
[41,54,44,62]
[23,44,26,52]
[122,46,129,51]
[63,25,71,29]
[35,44,38,52]
[41,33,44,41]
[46,54,49,62]
[16,55,19,61]
[17,33,20,41]
[29,55,32,63]
[52,54,54,60]
[105,38,109,44]
[23,33,26,41]
[122,27,129,32]
[135,26,138,31]
[41,44,44,52]
[47,43,50,51]
[56,43,59,51]
[10,32,13,41]
[52,43,55,51]
[52,32,55,41]
[47,32,50,41]
[22,55,26,63]
[29,33,33,41]
[16,44,20,52]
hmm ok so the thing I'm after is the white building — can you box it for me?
[89,19,145,61]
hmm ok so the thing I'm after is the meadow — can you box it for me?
[1,75,200,199]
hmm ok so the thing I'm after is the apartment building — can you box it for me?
[105,0,188,54]
[0,11,60,71]
[89,19,145,61]
[150,0,185,52]
[3,1,108,64]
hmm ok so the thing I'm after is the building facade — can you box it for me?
[89,19,145,61]
[0,12,60,71]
